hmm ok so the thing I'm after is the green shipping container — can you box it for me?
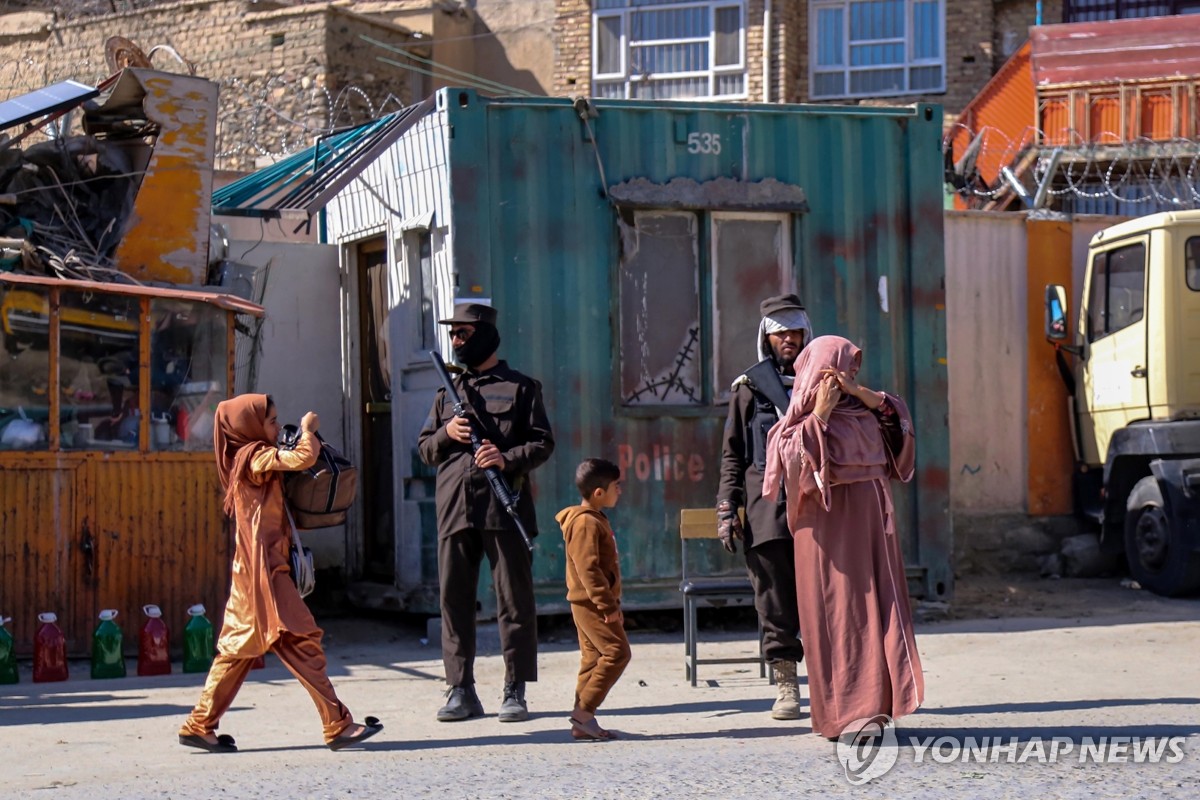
[217,88,951,615]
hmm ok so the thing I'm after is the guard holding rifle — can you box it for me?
[418,302,555,724]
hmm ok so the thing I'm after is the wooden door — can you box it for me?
[356,237,395,581]
[0,462,84,656]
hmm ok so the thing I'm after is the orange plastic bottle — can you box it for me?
[138,605,171,676]
[33,612,68,683]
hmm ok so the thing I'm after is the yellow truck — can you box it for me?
[1045,210,1200,596]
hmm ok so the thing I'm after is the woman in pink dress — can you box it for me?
[764,335,924,738]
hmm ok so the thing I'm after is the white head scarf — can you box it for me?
[757,307,813,366]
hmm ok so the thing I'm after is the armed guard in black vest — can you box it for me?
[716,293,810,720]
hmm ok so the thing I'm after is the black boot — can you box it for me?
[498,680,528,722]
[436,684,485,722]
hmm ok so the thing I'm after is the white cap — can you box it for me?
[143,604,162,618]
[187,604,206,616]
[38,612,57,623]
[99,609,118,621]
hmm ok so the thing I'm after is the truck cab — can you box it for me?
[1045,210,1200,596]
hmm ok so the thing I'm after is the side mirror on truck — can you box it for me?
[1044,284,1069,342]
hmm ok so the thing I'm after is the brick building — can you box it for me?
[0,1,479,172]
[553,1,1065,118]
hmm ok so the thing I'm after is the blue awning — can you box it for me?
[212,96,435,219]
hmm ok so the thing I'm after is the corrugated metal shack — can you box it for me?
[216,88,951,614]
[0,68,260,656]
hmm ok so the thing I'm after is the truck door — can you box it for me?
[1080,239,1150,464]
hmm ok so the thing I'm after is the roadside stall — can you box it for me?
[0,272,263,655]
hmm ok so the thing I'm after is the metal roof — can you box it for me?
[0,80,98,132]
[1032,15,1200,86]
[0,271,265,316]
[211,96,435,220]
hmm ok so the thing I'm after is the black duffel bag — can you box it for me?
[278,424,359,529]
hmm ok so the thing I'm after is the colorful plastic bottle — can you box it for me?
[137,605,171,677]
[91,609,126,679]
[33,612,68,683]
[183,604,214,674]
[0,615,17,684]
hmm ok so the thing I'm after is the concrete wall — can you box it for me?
[471,0,555,95]
[227,239,347,569]
[946,211,1028,513]
[945,210,1136,574]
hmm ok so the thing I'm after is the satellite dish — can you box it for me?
[104,36,152,73]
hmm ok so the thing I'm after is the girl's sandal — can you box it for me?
[327,716,384,751]
[569,716,618,741]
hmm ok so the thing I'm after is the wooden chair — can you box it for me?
[679,508,768,687]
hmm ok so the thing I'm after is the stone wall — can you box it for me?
[0,0,425,172]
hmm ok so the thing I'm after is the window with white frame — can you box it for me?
[810,0,944,100]
[593,0,747,101]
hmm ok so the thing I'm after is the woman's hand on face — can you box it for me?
[820,367,861,398]
[300,411,320,433]
[820,367,883,410]
[812,373,841,423]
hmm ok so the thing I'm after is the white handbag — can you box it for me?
[286,506,316,598]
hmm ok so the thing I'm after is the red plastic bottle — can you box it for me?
[138,605,171,676]
[33,612,68,683]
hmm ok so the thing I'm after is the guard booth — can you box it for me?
[0,273,263,655]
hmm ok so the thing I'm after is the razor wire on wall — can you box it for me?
[945,123,1200,214]
[0,52,409,172]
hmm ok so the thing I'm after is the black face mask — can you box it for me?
[453,322,501,368]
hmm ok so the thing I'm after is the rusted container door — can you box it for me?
[0,462,87,655]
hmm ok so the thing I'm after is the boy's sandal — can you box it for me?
[327,716,384,751]
[179,733,238,753]
[569,716,618,741]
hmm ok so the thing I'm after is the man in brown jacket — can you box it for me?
[717,293,809,720]
[556,457,630,741]
[418,302,555,723]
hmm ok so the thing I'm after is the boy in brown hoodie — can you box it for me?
[555,457,630,741]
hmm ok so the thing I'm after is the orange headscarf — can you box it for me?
[213,394,273,515]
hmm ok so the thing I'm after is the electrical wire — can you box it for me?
[362,35,540,97]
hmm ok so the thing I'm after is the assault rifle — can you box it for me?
[428,350,533,551]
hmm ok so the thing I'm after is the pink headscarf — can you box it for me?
[763,336,889,517]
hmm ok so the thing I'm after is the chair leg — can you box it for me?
[686,599,696,681]
[688,597,699,687]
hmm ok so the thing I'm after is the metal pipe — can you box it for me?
[763,0,771,102]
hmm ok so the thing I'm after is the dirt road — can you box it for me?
[2,575,1198,799]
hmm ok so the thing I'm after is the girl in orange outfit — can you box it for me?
[179,394,382,752]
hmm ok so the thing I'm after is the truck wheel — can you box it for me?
[1124,476,1200,597]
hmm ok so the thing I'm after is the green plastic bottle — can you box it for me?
[183,604,214,674]
[0,615,17,684]
[90,609,126,679]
